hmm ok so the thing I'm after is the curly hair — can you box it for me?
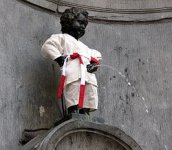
[60,7,88,33]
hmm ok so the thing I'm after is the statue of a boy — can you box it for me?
[41,7,102,115]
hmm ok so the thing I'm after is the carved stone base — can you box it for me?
[21,114,142,150]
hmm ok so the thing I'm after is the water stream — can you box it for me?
[96,64,149,113]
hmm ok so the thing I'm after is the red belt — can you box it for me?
[57,52,99,108]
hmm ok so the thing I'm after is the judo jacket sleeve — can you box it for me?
[41,34,64,61]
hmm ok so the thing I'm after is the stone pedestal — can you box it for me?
[22,114,142,150]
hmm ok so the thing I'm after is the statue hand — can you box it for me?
[87,63,98,73]
[54,55,67,67]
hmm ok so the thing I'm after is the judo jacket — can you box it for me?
[41,33,102,86]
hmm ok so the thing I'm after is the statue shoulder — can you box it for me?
[44,34,65,45]
[50,33,64,40]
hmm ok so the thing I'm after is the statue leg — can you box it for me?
[68,105,78,114]
[79,108,90,115]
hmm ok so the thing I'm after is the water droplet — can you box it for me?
[128,82,131,86]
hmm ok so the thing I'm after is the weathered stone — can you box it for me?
[22,0,57,12]
[1,0,172,150]
[22,114,142,150]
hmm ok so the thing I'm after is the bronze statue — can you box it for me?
[41,7,102,115]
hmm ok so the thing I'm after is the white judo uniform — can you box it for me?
[41,33,102,110]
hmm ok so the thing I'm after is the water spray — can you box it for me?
[96,64,149,113]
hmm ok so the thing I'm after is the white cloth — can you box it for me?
[41,33,102,86]
[64,81,98,110]
[41,33,102,109]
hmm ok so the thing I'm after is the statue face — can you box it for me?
[70,14,88,39]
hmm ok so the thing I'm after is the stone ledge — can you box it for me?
[22,114,142,150]
[22,0,57,12]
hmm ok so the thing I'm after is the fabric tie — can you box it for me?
[57,52,99,108]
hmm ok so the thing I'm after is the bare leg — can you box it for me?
[68,105,78,114]
[79,108,90,115]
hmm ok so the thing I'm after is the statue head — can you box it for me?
[60,7,88,40]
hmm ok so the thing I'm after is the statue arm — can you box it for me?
[41,34,65,66]
[54,55,67,67]
[87,49,102,73]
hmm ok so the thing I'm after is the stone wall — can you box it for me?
[0,0,172,150]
